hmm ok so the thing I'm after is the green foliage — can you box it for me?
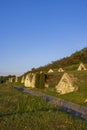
[39,73,45,88]
[35,73,45,89]
[19,47,87,78]
[35,73,40,88]
[0,76,11,84]
[0,76,6,83]
[64,64,79,71]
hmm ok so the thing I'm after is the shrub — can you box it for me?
[35,73,40,88]
[39,73,45,89]
[35,73,45,89]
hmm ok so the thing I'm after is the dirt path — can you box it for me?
[13,85,60,105]
[12,85,87,120]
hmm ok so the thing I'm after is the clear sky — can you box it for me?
[0,0,87,76]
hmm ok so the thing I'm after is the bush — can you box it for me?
[35,73,45,89]
[39,73,45,89]
[35,73,40,88]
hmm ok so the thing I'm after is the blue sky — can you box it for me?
[0,0,87,76]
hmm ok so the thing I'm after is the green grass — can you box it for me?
[0,84,87,130]
[64,64,79,71]
[9,82,25,87]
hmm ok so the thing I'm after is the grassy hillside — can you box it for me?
[0,84,87,130]
[11,63,87,107]
[4,47,87,111]
[28,47,87,73]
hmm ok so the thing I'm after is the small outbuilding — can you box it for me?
[48,69,54,73]
[24,73,35,88]
[77,63,87,71]
[58,68,64,72]
[56,73,77,94]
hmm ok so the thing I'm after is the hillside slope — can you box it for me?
[30,47,87,73]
